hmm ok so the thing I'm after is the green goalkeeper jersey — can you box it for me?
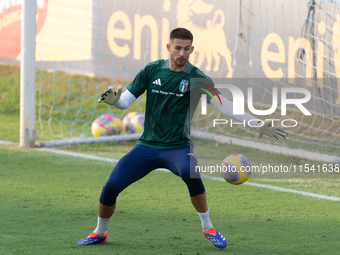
[126,59,218,149]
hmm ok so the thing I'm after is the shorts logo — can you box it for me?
[179,80,189,92]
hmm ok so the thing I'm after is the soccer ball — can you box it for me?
[122,112,138,134]
[122,112,144,134]
[129,114,145,133]
[91,113,122,137]
[221,154,251,185]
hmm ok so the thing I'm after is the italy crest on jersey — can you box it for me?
[179,80,189,92]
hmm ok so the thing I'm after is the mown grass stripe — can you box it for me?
[37,148,340,202]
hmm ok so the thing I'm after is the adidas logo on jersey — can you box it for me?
[152,78,162,85]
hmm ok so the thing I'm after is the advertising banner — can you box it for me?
[1,0,340,114]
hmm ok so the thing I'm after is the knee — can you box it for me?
[99,181,123,206]
[179,164,201,183]
[186,178,205,197]
[179,168,205,197]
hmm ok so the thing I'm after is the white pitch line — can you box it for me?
[0,140,15,145]
[38,148,119,163]
[243,182,340,201]
[38,148,340,202]
[200,174,340,201]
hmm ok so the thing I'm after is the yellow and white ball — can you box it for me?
[122,112,144,134]
[91,113,122,137]
[221,154,251,185]
[122,112,138,134]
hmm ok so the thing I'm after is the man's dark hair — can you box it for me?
[170,28,193,43]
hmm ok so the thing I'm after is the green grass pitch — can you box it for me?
[1,144,340,255]
[1,64,339,254]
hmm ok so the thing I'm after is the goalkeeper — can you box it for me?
[76,28,288,249]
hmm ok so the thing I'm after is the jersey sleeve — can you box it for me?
[191,68,221,103]
[126,65,149,98]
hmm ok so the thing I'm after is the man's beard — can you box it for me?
[174,57,187,66]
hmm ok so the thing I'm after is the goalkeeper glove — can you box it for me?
[256,120,288,142]
[98,86,122,105]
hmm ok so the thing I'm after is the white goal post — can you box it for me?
[15,0,340,164]
[20,0,36,147]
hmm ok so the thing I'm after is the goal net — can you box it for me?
[192,0,340,162]
[3,0,340,161]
